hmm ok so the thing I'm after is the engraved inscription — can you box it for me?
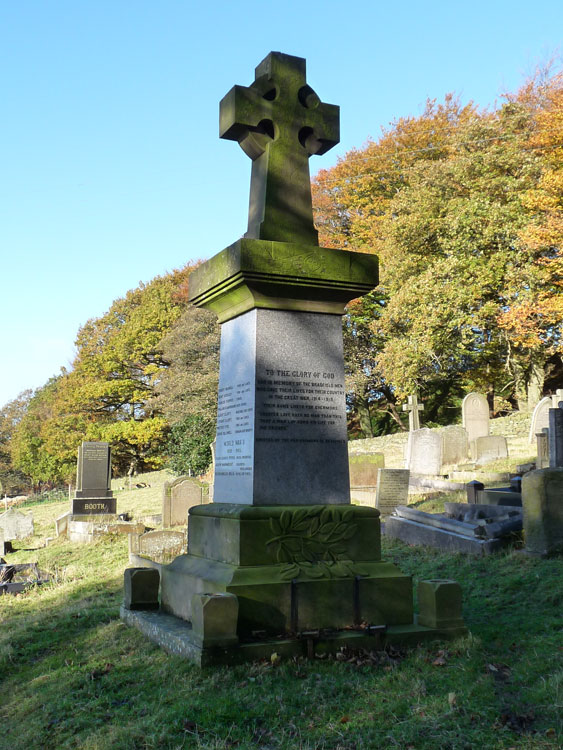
[256,369,345,445]
[215,379,253,478]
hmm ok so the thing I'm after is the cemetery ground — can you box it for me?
[0,468,561,748]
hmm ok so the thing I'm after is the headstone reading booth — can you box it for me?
[121,52,466,664]
[72,442,115,514]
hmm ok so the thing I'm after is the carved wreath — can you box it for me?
[266,506,367,581]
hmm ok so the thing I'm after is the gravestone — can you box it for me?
[470,435,508,465]
[402,395,424,431]
[536,429,549,469]
[438,425,469,466]
[375,469,409,517]
[121,51,466,664]
[72,441,115,514]
[548,402,563,468]
[522,468,563,556]
[528,396,552,444]
[162,477,205,527]
[129,529,186,564]
[349,453,384,487]
[406,428,442,475]
[462,392,490,445]
[0,507,34,541]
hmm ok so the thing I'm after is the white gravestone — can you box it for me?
[406,428,442,475]
[528,396,552,444]
[375,469,410,517]
[462,393,490,445]
[0,507,34,541]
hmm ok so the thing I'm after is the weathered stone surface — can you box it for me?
[466,480,485,504]
[191,592,239,647]
[55,511,71,537]
[0,507,33,541]
[402,395,423,431]
[74,442,113,499]
[439,425,469,466]
[163,477,205,527]
[129,529,186,564]
[406,428,442,475]
[418,580,465,630]
[384,516,506,555]
[470,435,508,464]
[375,469,409,517]
[548,405,563,468]
[522,468,563,556]
[537,429,549,469]
[189,238,379,323]
[478,488,521,506]
[528,396,552,444]
[349,454,384,487]
[220,52,339,246]
[123,567,160,610]
[462,393,490,443]
[213,308,350,506]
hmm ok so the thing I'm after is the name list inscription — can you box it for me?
[215,379,253,479]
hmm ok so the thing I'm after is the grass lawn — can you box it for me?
[0,485,561,749]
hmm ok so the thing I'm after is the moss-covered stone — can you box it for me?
[188,239,378,323]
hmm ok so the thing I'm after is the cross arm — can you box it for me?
[219,85,271,142]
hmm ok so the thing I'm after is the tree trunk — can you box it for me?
[527,359,545,410]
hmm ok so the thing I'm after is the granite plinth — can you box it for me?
[212,308,350,506]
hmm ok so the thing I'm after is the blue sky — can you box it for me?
[1,1,561,407]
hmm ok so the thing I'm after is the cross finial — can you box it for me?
[220,52,339,245]
[402,394,424,431]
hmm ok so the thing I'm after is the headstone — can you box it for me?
[438,425,469,466]
[129,529,186,564]
[522,468,563,556]
[402,395,424,431]
[349,453,384,487]
[466,480,484,504]
[462,392,490,444]
[162,477,205,527]
[470,435,508,465]
[72,441,116,514]
[548,402,563,468]
[406,428,442,475]
[0,507,34,541]
[375,468,409,517]
[552,388,563,408]
[536,429,549,469]
[528,396,552,444]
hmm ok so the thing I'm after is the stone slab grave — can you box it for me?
[162,476,208,527]
[71,442,116,514]
[0,563,49,595]
[129,529,186,565]
[0,507,34,541]
[121,51,467,665]
[385,502,522,556]
[462,392,490,444]
[470,435,508,465]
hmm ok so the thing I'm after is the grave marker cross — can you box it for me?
[402,395,424,431]
[220,51,339,245]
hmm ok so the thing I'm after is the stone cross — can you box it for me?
[219,51,339,245]
[402,394,424,431]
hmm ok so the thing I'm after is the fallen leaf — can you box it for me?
[340,716,350,723]
[448,692,457,707]
[433,656,447,667]
[270,652,281,666]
